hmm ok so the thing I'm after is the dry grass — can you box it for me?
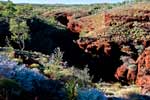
[95,82,141,98]
[78,13,106,37]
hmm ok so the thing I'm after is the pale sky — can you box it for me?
[0,0,125,4]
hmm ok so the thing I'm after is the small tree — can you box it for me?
[9,18,29,50]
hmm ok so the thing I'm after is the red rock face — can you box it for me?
[54,12,73,26]
[114,56,137,84]
[54,12,82,33]
[127,69,136,83]
[67,21,82,33]
[76,39,112,55]
[136,47,150,85]
[135,47,150,93]
[54,10,150,86]
[109,9,150,23]
[115,65,128,81]
[145,55,150,68]
[104,13,112,26]
[144,50,150,69]
[103,42,112,56]
[115,46,150,86]
[76,38,123,82]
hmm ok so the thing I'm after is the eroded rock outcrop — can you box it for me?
[54,10,150,87]
[105,9,150,26]
[135,47,150,94]
[115,56,137,84]
[67,20,82,33]
[76,38,122,82]
[54,12,73,26]
[54,12,82,33]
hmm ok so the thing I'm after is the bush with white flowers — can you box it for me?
[0,55,59,93]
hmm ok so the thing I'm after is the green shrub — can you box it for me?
[44,47,64,79]
[0,78,23,100]
[65,67,92,100]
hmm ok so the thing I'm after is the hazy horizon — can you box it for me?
[0,0,125,4]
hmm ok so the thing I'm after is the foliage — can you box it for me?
[44,47,64,79]
[130,0,150,3]
[0,55,67,99]
[107,21,148,42]
[72,67,91,83]
[0,0,133,49]
[65,77,79,100]
[65,67,92,100]
[0,47,14,58]
[9,17,30,50]
[0,55,49,92]
[0,78,23,100]
[50,47,64,66]
[0,1,33,18]
[43,47,92,99]
[15,4,33,18]
[47,16,57,25]
[0,1,150,99]
[1,0,16,17]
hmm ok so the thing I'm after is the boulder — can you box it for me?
[115,56,137,84]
